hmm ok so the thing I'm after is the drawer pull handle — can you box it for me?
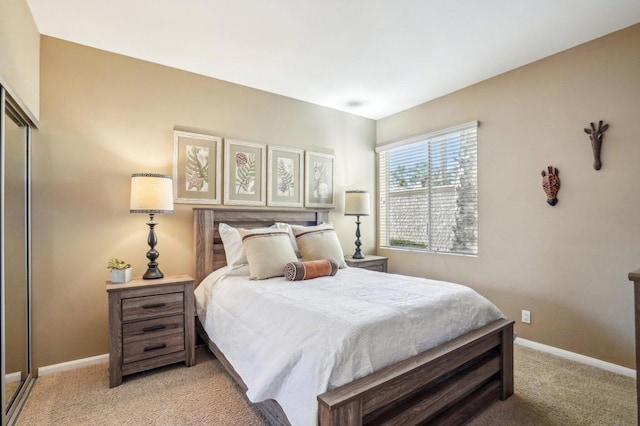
[143,343,167,352]
[143,325,166,333]
[142,303,166,309]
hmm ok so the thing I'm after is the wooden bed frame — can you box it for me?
[193,207,514,425]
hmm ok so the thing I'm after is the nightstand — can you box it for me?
[345,255,388,272]
[106,275,195,387]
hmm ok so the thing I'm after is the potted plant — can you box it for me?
[108,258,132,283]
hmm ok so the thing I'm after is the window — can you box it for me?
[377,121,478,255]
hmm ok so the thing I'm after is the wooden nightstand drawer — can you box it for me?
[358,264,386,272]
[345,255,388,272]
[122,332,185,364]
[123,315,185,341]
[122,292,184,321]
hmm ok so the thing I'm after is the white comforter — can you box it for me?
[194,266,504,426]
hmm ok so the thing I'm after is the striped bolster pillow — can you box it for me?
[284,259,339,281]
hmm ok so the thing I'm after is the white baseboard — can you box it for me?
[5,371,22,383]
[36,340,637,380]
[515,337,636,379]
[38,353,108,377]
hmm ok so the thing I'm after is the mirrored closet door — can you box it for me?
[1,86,33,426]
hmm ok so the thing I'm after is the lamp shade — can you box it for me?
[344,190,371,216]
[130,173,174,213]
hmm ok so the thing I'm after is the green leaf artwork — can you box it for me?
[235,152,256,194]
[277,158,294,196]
[185,145,209,192]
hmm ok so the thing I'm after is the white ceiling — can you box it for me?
[26,0,640,120]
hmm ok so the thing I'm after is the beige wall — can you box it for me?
[0,0,40,120]
[34,37,376,369]
[377,24,640,368]
[31,23,640,370]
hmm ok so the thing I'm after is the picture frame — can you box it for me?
[267,145,304,207]
[173,130,222,204]
[224,139,267,206]
[305,151,335,208]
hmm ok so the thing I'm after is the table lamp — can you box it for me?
[344,190,371,259]
[130,173,174,279]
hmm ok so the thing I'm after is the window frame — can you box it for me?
[376,121,479,256]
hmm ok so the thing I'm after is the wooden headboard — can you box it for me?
[193,208,329,285]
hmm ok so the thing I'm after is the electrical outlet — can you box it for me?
[522,310,531,324]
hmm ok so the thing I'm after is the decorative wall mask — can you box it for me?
[584,120,609,170]
[541,166,560,206]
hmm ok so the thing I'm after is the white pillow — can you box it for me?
[290,223,347,268]
[218,223,247,268]
[237,228,298,279]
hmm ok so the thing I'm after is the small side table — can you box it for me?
[107,275,195,387]
[345,255,388,273]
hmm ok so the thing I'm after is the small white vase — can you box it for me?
[111,268,132,284]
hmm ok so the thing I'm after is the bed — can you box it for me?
[193,207,514,425]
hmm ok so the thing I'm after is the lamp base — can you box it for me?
[142,213,164,280]
[143,266,164,280]
[352,216,364,260]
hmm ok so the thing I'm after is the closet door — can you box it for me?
[1,88,32,425]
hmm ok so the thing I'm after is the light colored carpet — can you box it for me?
[17,344,636,425]
[18,349,267,426]
[469,346,636,426]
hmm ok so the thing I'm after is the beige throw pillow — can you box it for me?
[290,223,347,268]
[238,228,298,279]
[273,222,301,257]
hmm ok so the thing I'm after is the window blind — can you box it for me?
[377,121,478,255]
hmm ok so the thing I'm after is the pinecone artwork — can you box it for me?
[236,152,248,167]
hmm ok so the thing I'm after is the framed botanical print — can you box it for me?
[267,145,304,207]
[173,130,222,204]
[305,151,335,208]
[224,139,267,206]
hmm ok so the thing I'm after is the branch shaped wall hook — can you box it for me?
[541,166,560,206]
[584,120,609,170]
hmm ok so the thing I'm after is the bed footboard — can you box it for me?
[317,318,514,426]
